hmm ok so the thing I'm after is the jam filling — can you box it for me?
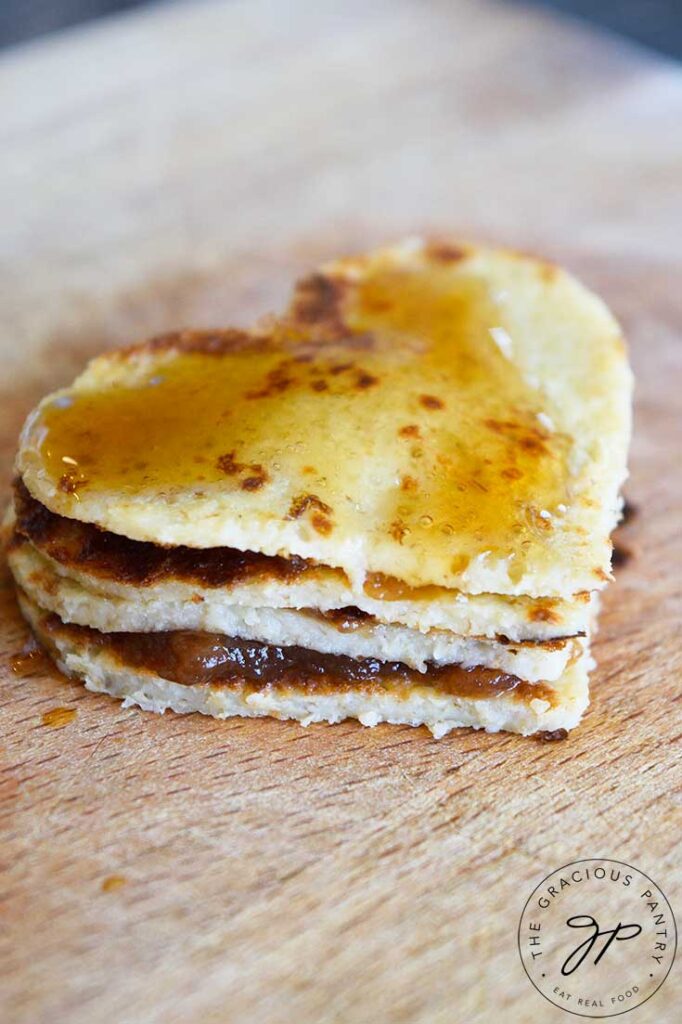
[43,616,555,704]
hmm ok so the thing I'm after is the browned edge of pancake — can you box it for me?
[12,477,315,587]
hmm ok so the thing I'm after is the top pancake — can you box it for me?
[16,240,632,597]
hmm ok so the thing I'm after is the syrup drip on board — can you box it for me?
[10,646,52,677]
[41,707,77,728]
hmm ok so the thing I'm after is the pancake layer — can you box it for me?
[8,481,595,641]
[8,533,584,681]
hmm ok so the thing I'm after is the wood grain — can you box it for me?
[0,2,680,1021]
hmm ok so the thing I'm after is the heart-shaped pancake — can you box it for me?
[9,240,632,736]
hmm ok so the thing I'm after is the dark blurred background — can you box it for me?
[1,0,681,59]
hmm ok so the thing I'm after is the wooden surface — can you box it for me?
[1,2,681,1021]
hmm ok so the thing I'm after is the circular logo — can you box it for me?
[518,859,676,1017]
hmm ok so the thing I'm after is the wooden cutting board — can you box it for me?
[0,2,680,1021]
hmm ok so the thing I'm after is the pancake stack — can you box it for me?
[6,241,632,736]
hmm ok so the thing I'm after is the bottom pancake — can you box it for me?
[19,590,591,737]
